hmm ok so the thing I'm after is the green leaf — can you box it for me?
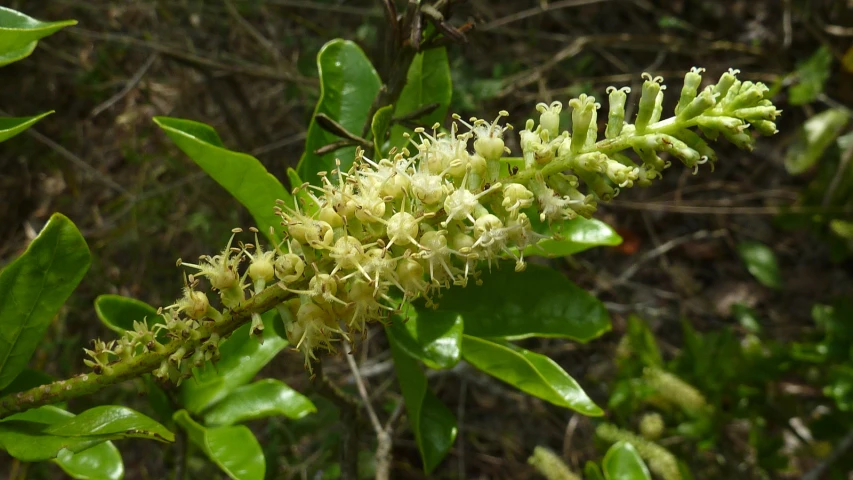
[94,294,163,335]
[44,405,175,443]
[202,379,316,426]
[0,405,158,463]
[0,7,76,67]
[461,336,602,416]
[737,241,783,290]
[625,315,662,367]
[789,46,833,106]
[0,111,53,143]
[297,39,381,185]
[174,410,265,480]
[525,217,623,257]
[371,105,394,154]
[0,213,90,390]
[389,335,457,473]
[784,108,850,175]
[385,309,463,369]
[55,441,124,480]
[180,310,288,413]
[285,167,318,216]
[585,461,606,480]
[602,442,652,480]
[731,303,762,333]
[153,117,290,244]
[428,263,610,341]
[388,47,452,150]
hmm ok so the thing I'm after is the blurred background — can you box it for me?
[1,0,852,479]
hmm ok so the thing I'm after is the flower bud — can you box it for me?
[605,86,630,139]
[675,67,704,115]
[635,73,663,133]
[569,94,598,153]
[713,68,740,98]
[675,87,716,122]
[536,101,562,139]
[275,253,305,284]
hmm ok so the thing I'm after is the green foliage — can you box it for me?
[0,213,90,389]
[0,111,53,143]
[0,405,172,461]
[788,46,833,105]
[737,240,783,289]
[180,311,287,413]
[55,441,123,480]
[0,7,76,67]
[174,410,266,480]
[602,442,652,480]
[202,379,316,426]
[154,117,292,244]
[785,108,850,174]
[297,39,381,184]
[428,264,611,341]
[94,294,164,334]
[389,337,457,473]
[524,217,623,258]
[387,48,452,151]
[462,335,602,415]
[385,309,463,370]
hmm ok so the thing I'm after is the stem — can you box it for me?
[506,116,704,185]
[0,284,293,418]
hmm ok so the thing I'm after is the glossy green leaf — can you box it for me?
[45,405,175,443]
[389,335,457,473]
[0,406,153,463]
[0,213,90,390]
[385,309,463,369]
[297,39,381,185]
[0,7,76,67]
[371,104,394,154]
[180,310,288,413]
[461,336,602,416]
[388,47,452,150]
[0,407,109,461]
[174,410,265,480]
[784,108,850,175]
[525,217,623,257]
[0,111,52,143]
[602,442,651,480]
[55,441,124,480]
[203,379,316,426]
[737,241,783,290]
[153,117,290,244]
[585,461,606,480]
[94,294,163,335]
[789,46,832,106]
[428,263,610,341]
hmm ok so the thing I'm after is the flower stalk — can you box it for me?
[0,68,779,418]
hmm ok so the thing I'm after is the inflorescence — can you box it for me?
[85,68,780,382]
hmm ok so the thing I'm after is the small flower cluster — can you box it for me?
[86,68,780,375]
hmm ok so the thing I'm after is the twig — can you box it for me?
[0,283,292,418]
[480,0,611,31]
[0,114,130,196]
[344,341,393,480]
[802,428,853,480]
[71,29,315,85]
[615,229,727,286]
[90,53,158,118]
[224,0,282,62]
